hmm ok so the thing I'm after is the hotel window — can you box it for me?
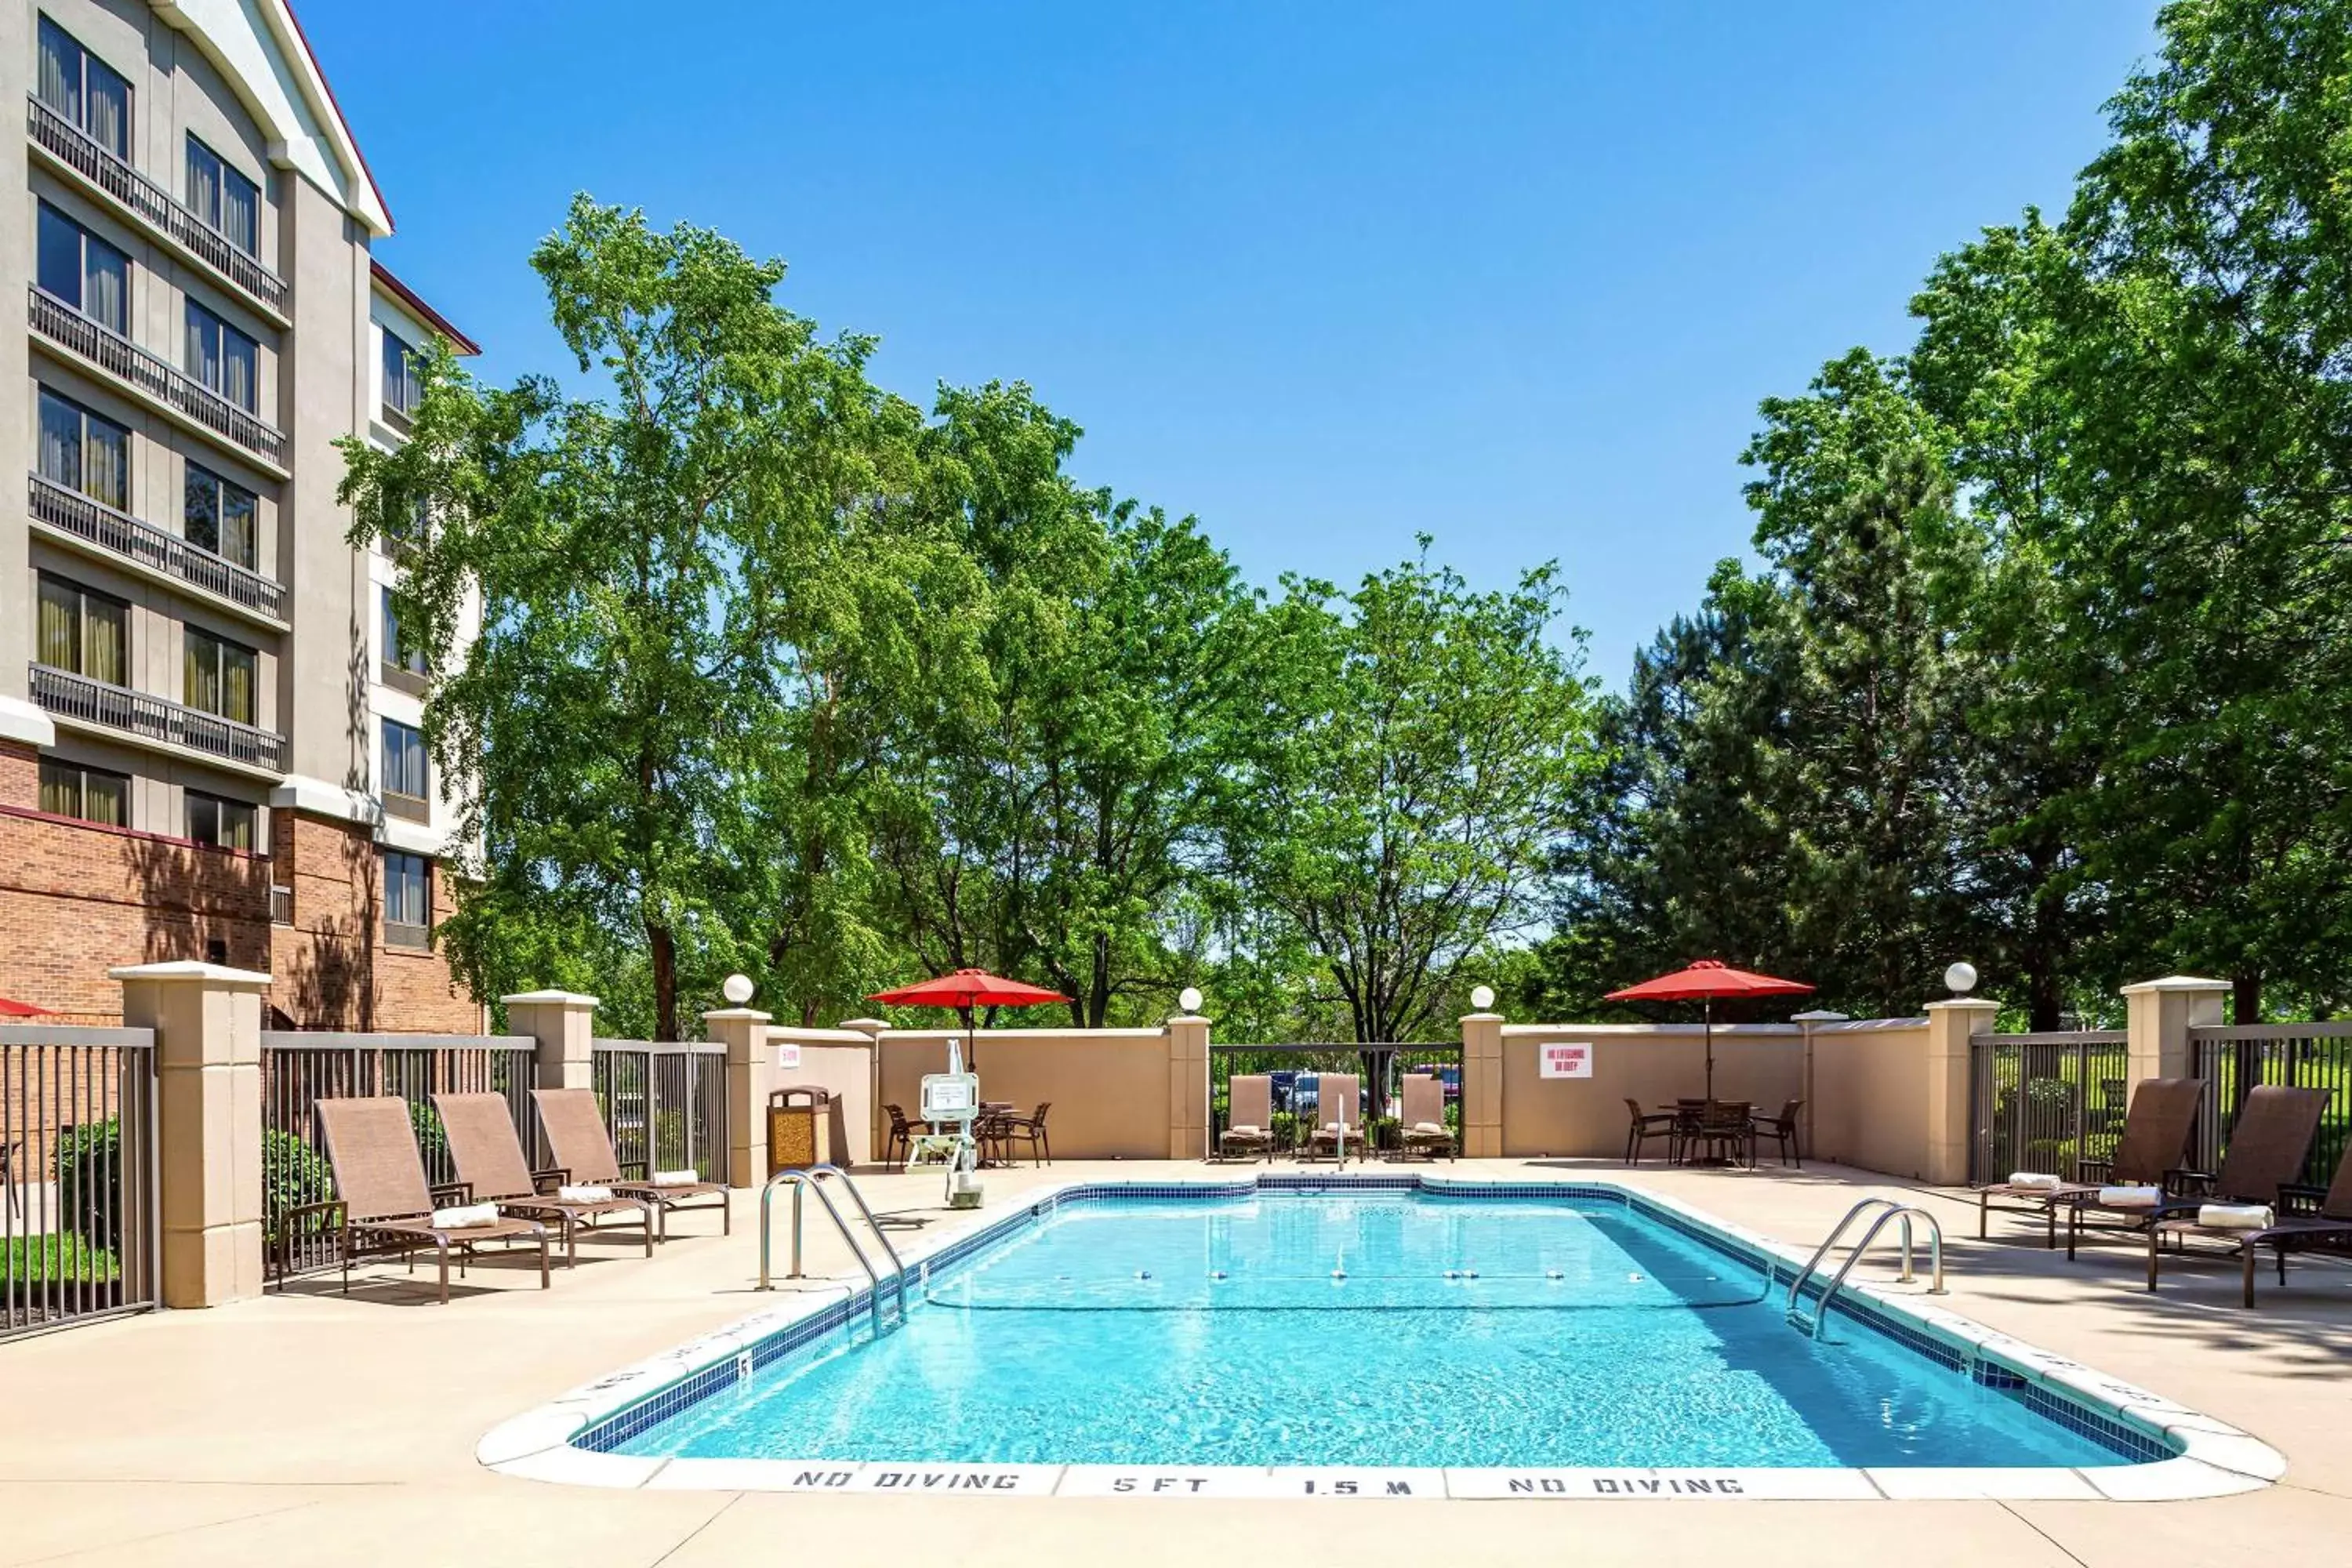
[36,574,127,684]
[185,789,256,851]
[36,16,131,159]
[184,136,260,256]
[381,718,429,818]
[382,328,422,420]
[184,462,259,570]
[37,203,129,334]
[185,301,259,413]
[381,586,428,687]
[183,627,258,726]
[38,759,129,828]
[383,851,430,946]
[38,389,130,511]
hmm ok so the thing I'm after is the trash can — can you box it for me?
[768,1086,833,1174]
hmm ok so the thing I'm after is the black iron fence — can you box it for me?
[260,1033,536,1279]
[2188,1023,2352,1189]
[1208,1044,1464,1156]
[590,1040,728,1181]
[2,1025,158,1340]
[1966,1030,2132,1185]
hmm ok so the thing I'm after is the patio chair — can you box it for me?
[432,1092,659,1263]
[882,1104,916,1172]
[1753,1099,1804,1167]
[306,1096,550,1304]
[1219,1076,1276,1163]
[1691,1101,1754,1167]
[532,1088,731,1235]
[1396,1073,1457,1162]
[1301,1073,1361,1161]
[1624,1099,1679,1165]
[2066,1083,2328,1260]
[1976,1077,2203,1247]
[995,1102,1051,1167]
[2149,1136,2352,1306]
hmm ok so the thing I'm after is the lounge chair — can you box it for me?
[532,1087,731,1235]
[2150,1137,2352,1306]
[1396,1073,1457,1162]
[1624,1098,1679,1165]
[308,1096,550,1304]
[2066,1083,2328,1259]
[1976,1077,2203,1247]
[1219,1075,1276,1163]
[1301,1073,1361,1161]
[433,1092,659,1264]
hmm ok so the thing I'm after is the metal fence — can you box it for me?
[1966,1030,2132,1185]
[1209,1044,1464,1155]
[260,1033,537,1279]
[2187,1023,2352,1189]
[590,1041,728,1181]
[2,1025,158,1341]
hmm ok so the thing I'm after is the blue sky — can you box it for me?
[304,1,2156,685]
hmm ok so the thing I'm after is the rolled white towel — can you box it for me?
[649,1169,702,1187]
[2097,1185,2162,1207]
[1322,1121,1345,1134]
[1413,1121,1447,1136]
[1226,1123,1261,1138]
[430,1202,502,1229]
[557,1184,614,1203]
[2197,1203,2274,1230]
[2006,1171,2064,1189]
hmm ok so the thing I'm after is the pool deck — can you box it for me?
[5,1157,2350,1566]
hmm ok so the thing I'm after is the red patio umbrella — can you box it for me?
[1606,960,1813,1102]
[866,968,1071,1074]
[0,996,52,1018]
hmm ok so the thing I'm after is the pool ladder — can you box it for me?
[1784,1198,1945,1339]
[757,1163,909,1338]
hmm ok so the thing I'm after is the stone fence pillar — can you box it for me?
[1923,998,2000,1185]
[1167,1013,1209,1160]
[503,989,599,1091]
[1460,1011,1504,1158]
[708,1006,774,1188]
[2122,975,2229,1085]
[113,960,271,1308]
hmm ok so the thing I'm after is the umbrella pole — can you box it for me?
[1704,998,1715,1102]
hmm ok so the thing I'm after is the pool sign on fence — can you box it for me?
[1538,1042,1593,1079]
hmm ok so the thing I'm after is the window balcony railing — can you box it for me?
[28,287,288,469]
[29,473,285,621]
[383,789,430,824]
[270,884,294,925]
[27,96,289,318]
[30,662,286,773]
[384,920,431,951]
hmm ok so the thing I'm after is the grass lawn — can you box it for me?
[1,1232,118,1284]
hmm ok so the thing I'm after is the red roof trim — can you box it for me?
[371,259,482,356]
[281,1,394,234]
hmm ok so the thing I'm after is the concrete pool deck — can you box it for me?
[5,1158,2351,1566]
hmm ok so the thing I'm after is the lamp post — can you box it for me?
[1791,1008,1849,1159]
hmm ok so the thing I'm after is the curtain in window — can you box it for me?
[186,631,220,714]
[38,21,78,122]
[85,60,129,158]
[223,167,258,255]
[222,486,257,569]
[223,644,256,725]
[84,238,127,334]
[186,140,219,228]
[38,394,81,489]
[85,771,128,827]
[86,419,127,510]
[38,763,78,818]
[187,306,218,390]
[83,595,125,685]
[223,330,256,412]
[38,579,79,671]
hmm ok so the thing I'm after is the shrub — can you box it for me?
[53,1118,123,1254]
[264,1130,335,1240]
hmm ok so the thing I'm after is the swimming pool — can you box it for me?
[480,1176,2284,1500]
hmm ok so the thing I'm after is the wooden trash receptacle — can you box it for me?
[768,1087,833,1174]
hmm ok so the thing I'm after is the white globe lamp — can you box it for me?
[1178,985,1203,1015]
[1943,962,1977,997]
[1470,985,1496,1011]
[721,972,755,1006]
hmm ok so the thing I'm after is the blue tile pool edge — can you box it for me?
[476,1173,2285,1501]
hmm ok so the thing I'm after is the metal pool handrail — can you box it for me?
[1787,1198,1946,1338]
[757,1164,909,1337]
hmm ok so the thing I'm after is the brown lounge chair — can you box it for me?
[1976,1077,2204,1247]
[2149,1134,2352,1306]
[310,1096,550,1304]
[532,1087,731,1234]
[1396,1073,1457,1162]
[1301,1073,1361,1161]
[2067,1083,2328,1259]
[434,1092,659,1263]
[1219,1074,1276,1163]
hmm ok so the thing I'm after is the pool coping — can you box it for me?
[476,1173,2285,1501]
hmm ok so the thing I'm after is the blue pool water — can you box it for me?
[611,1191,2142,1469]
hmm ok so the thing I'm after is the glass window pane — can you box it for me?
[224,164,259,255]
[86,414,128,510]
[38,391,82,489]
[225,326,256,412]
[38,18,80,123]
[38,760,80,818]
[84,768,128,827]
[185,793,217,846]
[85,56,129,158]
[38,578,79,670]
[185,629,219,713]
[85,234,128,333]
[82,593,125,685]
[223,643,256,725]
[38,205,82,307]
[184,465,220,554]
[185,137,219,228]
[187,304,218,389]
[222,801,255,852]
[221,484,257,569]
